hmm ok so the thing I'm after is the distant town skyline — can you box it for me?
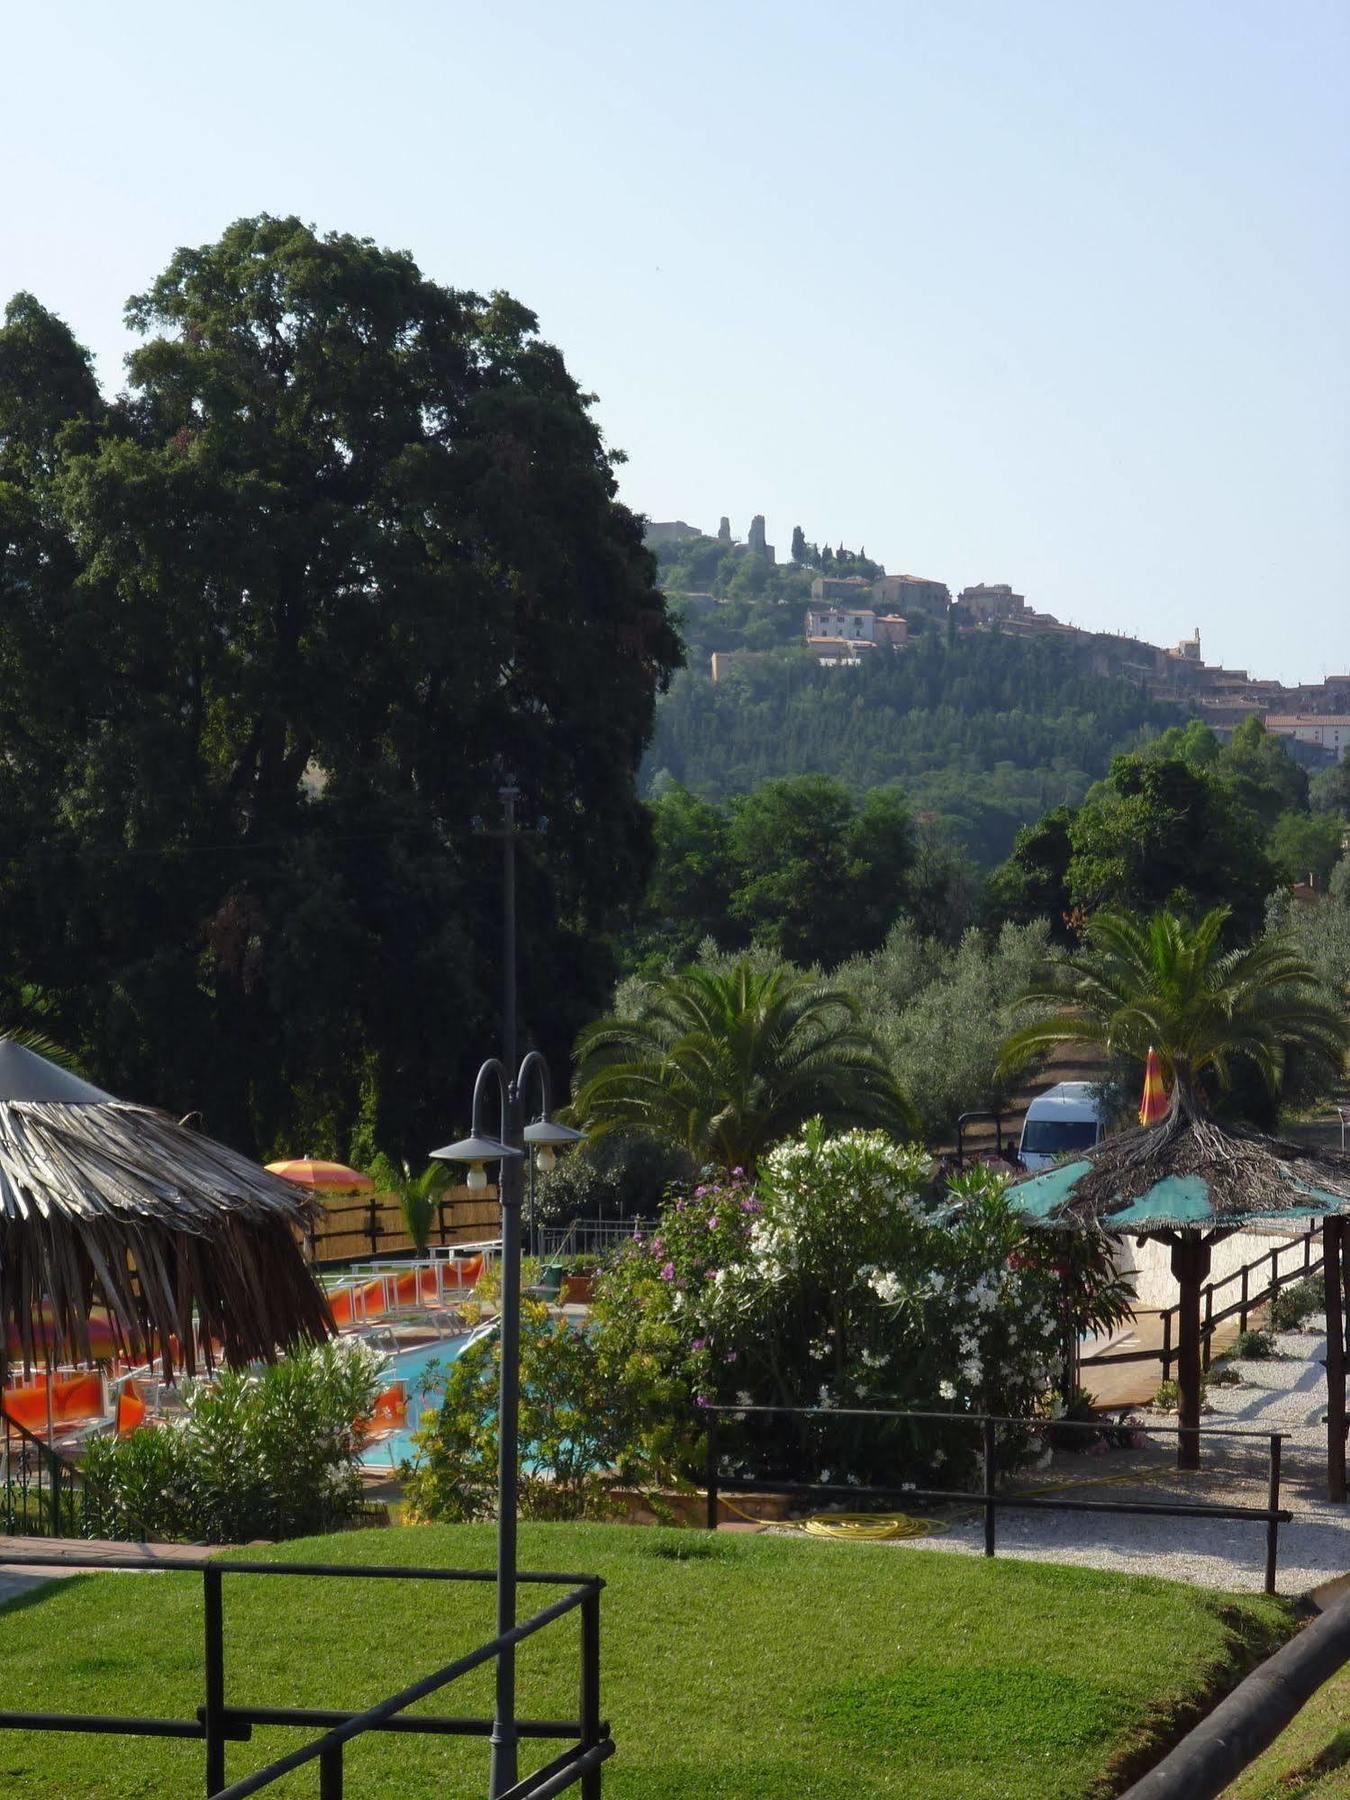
[3,1,1346,686]
[651,511,1347,687]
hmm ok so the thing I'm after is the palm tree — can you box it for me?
[371,1158,453,1254]
[1000,906,1347,1117]
[571,961,918,1172]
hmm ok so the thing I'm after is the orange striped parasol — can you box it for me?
[1138,1047,1170,1127]
[266,1158,373,1193]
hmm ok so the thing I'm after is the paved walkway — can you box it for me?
[882,1316,1350,1596]
[1081,1309,1243,1408]
[0,1535,235,1610]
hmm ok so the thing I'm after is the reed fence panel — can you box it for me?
[306,1189,499,1264]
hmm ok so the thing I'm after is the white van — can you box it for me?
[1017,1082,1106,1171]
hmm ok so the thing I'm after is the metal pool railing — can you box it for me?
[0,1553,612,1799]
[0,1412,82,1538]
[702,1404,1293,1595]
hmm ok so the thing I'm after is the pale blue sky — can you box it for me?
[4,1,1346,681]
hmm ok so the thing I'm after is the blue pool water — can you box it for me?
[362,1334,474,1470]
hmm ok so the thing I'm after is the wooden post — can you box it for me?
[1171,1234,1211,1471]
[1326,1217,1347,1504]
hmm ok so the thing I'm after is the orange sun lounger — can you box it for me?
[328,1256,484,1326]
[2,1370,106,1436]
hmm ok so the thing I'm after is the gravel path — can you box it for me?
[879,1317,1350,1596]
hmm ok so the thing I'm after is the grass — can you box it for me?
[0,1523,1293,1800]
[1223,1664,1350,1799]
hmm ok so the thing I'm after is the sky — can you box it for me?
[3,0,1347,683]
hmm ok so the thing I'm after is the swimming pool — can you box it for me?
[361,1334,474,1470]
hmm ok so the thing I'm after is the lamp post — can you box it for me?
[524,1115,586,1263]
[430,783,584,1798]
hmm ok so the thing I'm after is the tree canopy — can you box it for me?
[0,219,681,1158]
[1000,906,1348,1118]
[570,961,917,1171]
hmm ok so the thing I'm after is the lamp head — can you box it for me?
[430,1132,523,1195]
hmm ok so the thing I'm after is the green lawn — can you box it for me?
[1223,1663,1350,1799]
[0,1524,1292,1800]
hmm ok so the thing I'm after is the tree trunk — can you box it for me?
[1324,1217,1346,1504]
[1171,1235,1210,1471]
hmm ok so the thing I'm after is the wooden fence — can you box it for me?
[308,1189,499,1264]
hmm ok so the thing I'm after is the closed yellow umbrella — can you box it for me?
[1138,1047,1169,1127]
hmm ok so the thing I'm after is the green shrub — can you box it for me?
[533,1132,693,1228]
[1269,1278,1324,1332]
[80,1340,386,1543]
[1233,1329,1277,1360]
[593,1123,1134,1491]
[402,1304,646,1523]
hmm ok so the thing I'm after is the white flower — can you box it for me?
[868,1269,902,1304]
[938,1379,957,1400]
[961,1358,982,1384]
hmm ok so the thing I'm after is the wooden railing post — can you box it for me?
[1324,1218,1346,1504]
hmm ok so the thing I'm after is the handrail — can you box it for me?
[0,1408,83,1538]
[702,1403,1291,1593]
[1089,1222,1326,1379]
[0,1553,612,1799]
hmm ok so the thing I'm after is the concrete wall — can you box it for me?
[1117,1222,1317,1313]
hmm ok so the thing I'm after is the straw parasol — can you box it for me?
[1009,1092,1350,1495]
[0,1039,333,1383]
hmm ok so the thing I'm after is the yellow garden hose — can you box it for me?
[803,1511,939,1541]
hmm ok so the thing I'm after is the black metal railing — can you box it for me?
[703,1404,1292,1594]
[0,1553,612,1798]
[1,1411,82,1538]
[1086,1226,1326,1380]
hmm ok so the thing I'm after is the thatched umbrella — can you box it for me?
[0,1039,333,1384]
[1008,1098,1350,1497]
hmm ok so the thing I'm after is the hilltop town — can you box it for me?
[647,515,1350,761]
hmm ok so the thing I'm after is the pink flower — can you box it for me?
[692,1337,707,1351]
[732,1167,745,1178]
[707,1215,719,1231]
[659,1262,675,1281]
[740,1197,762,1213]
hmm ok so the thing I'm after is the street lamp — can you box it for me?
[523,1114,586,1260]
[429,781,586,1799]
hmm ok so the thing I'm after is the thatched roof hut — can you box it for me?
[1010,1102,1350,1497]
[0,1040,333,1382]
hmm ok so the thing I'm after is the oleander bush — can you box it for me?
[594,1123,1133,1491]
[80,1340,386,1543]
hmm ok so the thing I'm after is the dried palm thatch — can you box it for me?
[0,1040,333,1382]
[1012,1095,1350,1231]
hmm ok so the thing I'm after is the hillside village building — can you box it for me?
[644,513,1348,727]
[1263,717,1350,761]
[871,574,950,619]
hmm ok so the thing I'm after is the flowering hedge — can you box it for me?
[593,1121,1132,1491]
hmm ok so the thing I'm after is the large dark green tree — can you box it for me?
[0,219,681,1158]
[1064,753,1275,937]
